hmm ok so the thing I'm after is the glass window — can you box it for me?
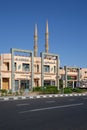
[44,80,51,86]
[44,65,50,72]
[15,80,19,91]
[52,81,55,86]
[20,80,30,89]
[22,63,30,71]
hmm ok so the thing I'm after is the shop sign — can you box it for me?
[15,58,29,62]
[44,61,56,64]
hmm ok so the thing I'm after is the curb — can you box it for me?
[0,93,87,101]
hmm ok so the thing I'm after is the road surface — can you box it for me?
[0,96,87,130]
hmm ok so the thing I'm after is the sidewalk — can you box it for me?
[0,92,87,101]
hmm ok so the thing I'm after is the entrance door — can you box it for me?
[20,80,29,89]
[67,81,73,87]
[34,79,39,87]
[2,78,9,90]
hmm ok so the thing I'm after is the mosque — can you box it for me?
[0,21,87,92]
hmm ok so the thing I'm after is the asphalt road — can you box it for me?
[0,96,87,130]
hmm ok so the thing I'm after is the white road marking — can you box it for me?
[36,96,40,98]
[54,95,58,97]
[70,94,73,96]
[43,95,47,98]
[65,94,68,96]
[17,103,30,106]
[13,97,18,100]
[4,98,9,101]
[49,95,53,97]
[68,99,75,101]
[74,94,78,96]
[46,100,56,103]
[22,97,26,99]
[60,95,63,97]
[19,103,83,114]
[83,94,86,96]
[78,94,82,96]
[29,96,34,99]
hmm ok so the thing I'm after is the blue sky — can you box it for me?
[0,0,87,68]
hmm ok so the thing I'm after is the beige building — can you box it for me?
[0,51,59,91]
[0,52,87,91]
[0,21,87,91]
[80,68,87,87]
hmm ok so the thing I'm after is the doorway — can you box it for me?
[2,78,9,90]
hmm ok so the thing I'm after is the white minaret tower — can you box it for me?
[45,20,49,53]
[34,24,38,57]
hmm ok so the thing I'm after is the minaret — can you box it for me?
[45,20,49,53]
[34,24,38,57]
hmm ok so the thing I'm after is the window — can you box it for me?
[60,67,63,69]
[37,65,39,72]
[44,80,51,86]
[54,66,56,73]
[14,62,17,71]
[7,62,9,71]
[22,63,30,71]
[15,80,19,91]
[3,62,9,71]
[44,65,50,72]
[52,81,55,86]
[20,80,30,89]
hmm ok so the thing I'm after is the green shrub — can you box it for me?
[64,87,73,94]
[42,86,58,94]
[8,89,12,95]
[0,89,7,94]
[19,89,24,95]
[72,88,83,93]
[33,87,42,92]
[33,86,58,94]
[0,89,7,96]
[15,92,19,96]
